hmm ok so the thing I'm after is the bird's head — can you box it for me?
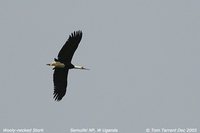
[46,61,56,67]
[74,65,90,70]
[46,61,65,69]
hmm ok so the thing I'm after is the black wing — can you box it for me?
[58,30,82,63]
[53,68,69,101]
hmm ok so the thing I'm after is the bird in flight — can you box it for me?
[47,30,89,101]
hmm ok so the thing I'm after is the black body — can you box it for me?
[53,31,82,101]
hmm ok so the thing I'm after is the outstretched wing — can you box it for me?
[53,68,69,101]
[58,30,82,63]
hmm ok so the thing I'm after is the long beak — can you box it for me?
[46,64,50,66]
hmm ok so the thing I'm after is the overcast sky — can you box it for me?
[0,0,200,133]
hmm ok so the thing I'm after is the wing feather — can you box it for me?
[58,30,82,63]
[53,68,68,101]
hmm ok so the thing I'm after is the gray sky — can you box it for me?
[0,0,200,133]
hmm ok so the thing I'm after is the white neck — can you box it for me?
[47,61,65,69]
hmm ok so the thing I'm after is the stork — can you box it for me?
[47,30,89,101]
